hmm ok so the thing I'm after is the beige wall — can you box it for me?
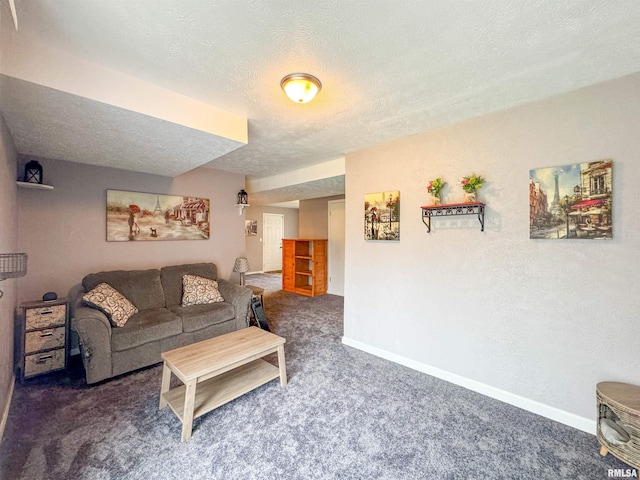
[344,72,640,432]
[0,114,18,432]
[299,195,345,238]
[16,158,247,303]
[242,205,298,272]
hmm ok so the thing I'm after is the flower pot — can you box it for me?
[463,191,476,203]
[430,195,441,206]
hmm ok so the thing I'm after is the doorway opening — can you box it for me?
[262,213,284,272]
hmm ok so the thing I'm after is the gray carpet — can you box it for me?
[0,273,630,479]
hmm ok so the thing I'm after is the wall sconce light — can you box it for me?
[0,253,28,299]
[280,73,322,104]
[233,257,250,286]
[236,189,250,215]
[24,160,43,184]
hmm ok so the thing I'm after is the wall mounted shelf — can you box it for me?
[420,202,485,233]
[235,203,250,215]
[17,181,54,190]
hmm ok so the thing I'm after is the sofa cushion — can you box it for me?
[168,303,235,333]
[161,263,218,307]
[182,274,224,306]
[82,283,138,327]
[111,308,182,352]
[83,269,165,310]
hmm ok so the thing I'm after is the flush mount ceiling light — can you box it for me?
[280,73,322,104]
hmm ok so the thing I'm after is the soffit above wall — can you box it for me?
[0,76,246,177]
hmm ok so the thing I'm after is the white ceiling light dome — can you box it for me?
[280,73,322,104]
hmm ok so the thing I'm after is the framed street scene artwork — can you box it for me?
[529,160,612,240]
[364,191,400,241]
[106,190,210,241]
[245,220,258,236]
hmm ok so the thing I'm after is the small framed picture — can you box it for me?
[245,220,258,236]
[364,191,400,241]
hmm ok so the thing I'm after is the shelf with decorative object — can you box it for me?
[17,181,54,190]
[420,202,485,233]
[235,203,250,215]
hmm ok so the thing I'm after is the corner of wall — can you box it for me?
[0,374,15,441]
[0,111,19,440]
[341,336,596,434]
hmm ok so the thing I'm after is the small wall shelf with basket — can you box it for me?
[420,202,485,233]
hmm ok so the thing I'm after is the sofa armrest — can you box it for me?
[71,306,113,384]
[68,283,86,319]
[217,280,252,329]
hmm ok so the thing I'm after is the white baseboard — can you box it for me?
[342,336,595,435]
[0,375,15,442]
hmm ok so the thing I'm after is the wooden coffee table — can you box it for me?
[159,326,287,441]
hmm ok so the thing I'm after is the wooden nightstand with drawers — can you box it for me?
[16,298,70,382]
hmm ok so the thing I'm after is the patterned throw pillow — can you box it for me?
[182,274,225,306]
[83,283,138,327]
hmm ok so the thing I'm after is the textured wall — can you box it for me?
[299,195,345,239]
[16,159,246,303]
[344,73,640,427]
[0,113,18,430]
[242,205,299,275]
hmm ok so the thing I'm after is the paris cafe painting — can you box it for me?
[364,191,400,241]
[106,190,210,241]
[529,160,612,240]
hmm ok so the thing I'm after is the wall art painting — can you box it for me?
[364,191,400,241]
[529,160,612,240]
[107,190,210,241]
[245,220,258,236]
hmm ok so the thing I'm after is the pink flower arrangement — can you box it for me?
[427,178,446,197]
[460,174,485,193]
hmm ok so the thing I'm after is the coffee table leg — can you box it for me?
[181,379,197,442]
[159,362,172,410]
[277,344,287,387]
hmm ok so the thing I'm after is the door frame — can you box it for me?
[327,199,345,296]
[262,213,284,272]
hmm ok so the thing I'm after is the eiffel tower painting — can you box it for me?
[106,190,210,242]
[529,161,613,240]
[550,170,562,217]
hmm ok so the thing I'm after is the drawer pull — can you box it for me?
[36,355,53,363]
[39,310,53,315]
[40,332,54,337]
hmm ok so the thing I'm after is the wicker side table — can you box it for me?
[597,382,640,469]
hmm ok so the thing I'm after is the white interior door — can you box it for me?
[263,213,284,272]
[328,200,345,296]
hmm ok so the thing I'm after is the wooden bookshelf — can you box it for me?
[282,239,327,296]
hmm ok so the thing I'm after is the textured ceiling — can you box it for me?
[0,76,245,177]
[249,175,345,207]
[2,1,640,204]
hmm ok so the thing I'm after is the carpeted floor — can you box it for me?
[0,273,631,479]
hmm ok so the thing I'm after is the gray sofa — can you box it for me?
[70,263,251,384]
